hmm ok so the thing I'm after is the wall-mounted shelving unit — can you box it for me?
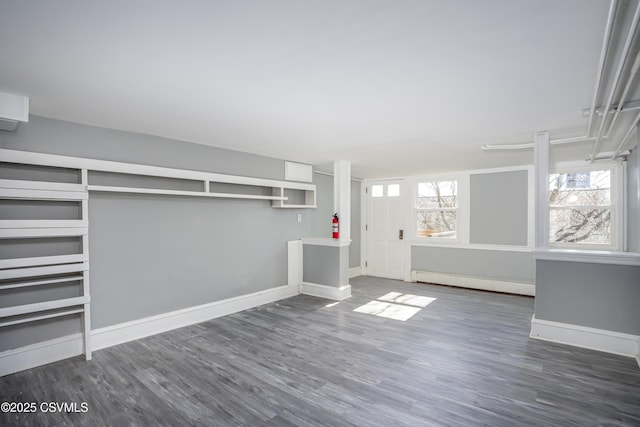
[0,170,92,360]
[0,148,316,362]
[0,149,316,206]
[271,187,317,209]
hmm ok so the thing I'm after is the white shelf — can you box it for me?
[0,254,88,270]
[0,187,88,201]
[0,275,84,290]
[0,260,88,281]
[0,157,93,362]
[0,308,84,328]
[0,296,90,319]
[88,185,289,201]
[0,148,315,200]
[0,219,87,229]
[0,227,87,239]
[0,179,85,192]
[271,186,317,209]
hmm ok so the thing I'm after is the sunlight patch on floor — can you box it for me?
[353,292,436,321]
[377,292,437,308]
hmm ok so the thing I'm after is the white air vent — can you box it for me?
[0,91,29,131]
[285,161,313,182]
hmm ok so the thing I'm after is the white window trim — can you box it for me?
[549,160,623,251]
[409,172,467,245]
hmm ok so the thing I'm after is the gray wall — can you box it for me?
[310,172,362,269]
[0,116,312,351]
[303,244,349,287]
[627,145,639,252]
[350,180,362,269]
[310,173,333,239]
[535,260,640,335]
[412,246,534,283]
[411,169,532,283]
[470,170,528,246]
[1,116,286,179]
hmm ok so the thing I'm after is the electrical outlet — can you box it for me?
[297,214,302,223]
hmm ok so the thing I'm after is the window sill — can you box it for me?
[410,240,532,252]
[534,249,640,266]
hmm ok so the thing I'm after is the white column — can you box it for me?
[534,131,550,249]
[333,160,351,243]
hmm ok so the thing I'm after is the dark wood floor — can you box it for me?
[2,276,639,426]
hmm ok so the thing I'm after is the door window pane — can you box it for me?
[387,184,400,197]
[371,185,384,198]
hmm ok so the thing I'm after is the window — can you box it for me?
[549,167,617,248]
[371,183,400,198]
[387,184,400,197]
[416,180,457,238]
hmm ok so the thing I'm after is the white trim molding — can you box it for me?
[288,240,303,288]
[409,242,533,253]
[530,315,640,360]
[92,285,298,351]
[0,333,84,377]
[300,282,352,300]
[534,131,550,249]
[411,270,535,296]
[302,237,351,247]
[534,249,640,266]
[349,266,362,278]
[0,285,298,377]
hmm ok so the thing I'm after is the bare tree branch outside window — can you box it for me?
[417,181,457,238]
[549,170,611,245]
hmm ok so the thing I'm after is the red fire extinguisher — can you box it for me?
[332,213,340,239]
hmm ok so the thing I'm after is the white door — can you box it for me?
[366,180,405,279]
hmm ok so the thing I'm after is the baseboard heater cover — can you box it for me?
[411,270,535,296]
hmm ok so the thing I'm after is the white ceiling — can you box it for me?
[1,0,636,178]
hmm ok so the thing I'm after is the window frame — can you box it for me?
[549,161,622,251]
[412,173,465,243]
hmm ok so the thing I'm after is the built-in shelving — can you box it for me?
[271,187,317,208]
[0,168,92,360]
[87,185,288,201]
[0,148,317,364]
[0,148,316,207]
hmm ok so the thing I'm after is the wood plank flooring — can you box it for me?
[1,276,639,426]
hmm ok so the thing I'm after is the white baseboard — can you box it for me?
[411,270,535,296]
[0,284,298,377]
[349,266,362,278]
[0,333,84,377]
[530,315,639,359]
[92,284,298,350]
[300,282,351,300]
